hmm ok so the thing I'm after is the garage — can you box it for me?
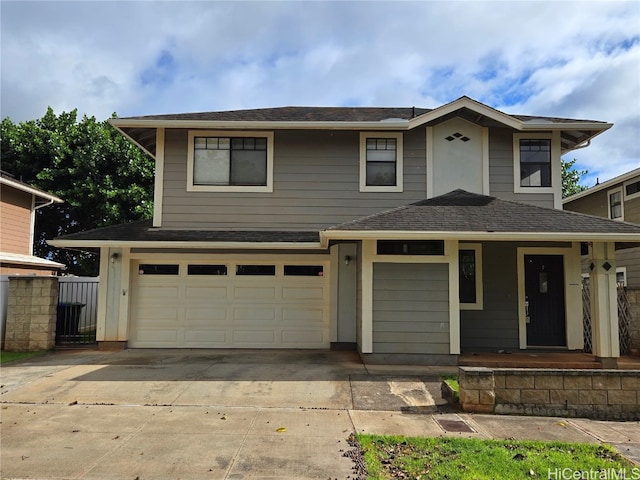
[129,256,330,348]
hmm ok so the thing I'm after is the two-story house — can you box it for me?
[50,96,640,366]
[563,168,640,288]
[1,170,64,275]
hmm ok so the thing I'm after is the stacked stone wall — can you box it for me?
[4,276,58,352]
[459,367,640,420]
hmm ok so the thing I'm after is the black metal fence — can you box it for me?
[56,279,98,346]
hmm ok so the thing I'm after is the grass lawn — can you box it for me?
[357,435,636,480]
[0,350,48,364]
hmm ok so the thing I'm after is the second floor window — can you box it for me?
[519,139,551,187]
[359,132,403,192]
[194,136,267,186]
[609,188,623,220]
[187,130,274,192]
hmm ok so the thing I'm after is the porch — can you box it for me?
[459,351,640,370]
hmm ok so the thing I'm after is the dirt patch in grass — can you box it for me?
[357,434,635,480]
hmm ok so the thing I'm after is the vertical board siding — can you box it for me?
[488,128,554,208]
[460,242,520,351]
[162,129,427,229]
[373,263,449,354]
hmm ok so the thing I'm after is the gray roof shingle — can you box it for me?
[326,190,640,235]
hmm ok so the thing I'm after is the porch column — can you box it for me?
[588,242,619,368]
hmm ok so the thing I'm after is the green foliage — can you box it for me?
[358,435,634,480]
[1,109,154,275]
[562,158,588,198]
[0,350,49,364]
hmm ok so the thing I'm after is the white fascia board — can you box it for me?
[0,177,63,204]
[320,230,640,246]
[47,239,324,250]
[521,122,613,132]
[109,119,410,131]
[563,167,640,204]
[0,252,65,268]
[408,97,522,130]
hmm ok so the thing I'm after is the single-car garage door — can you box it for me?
[129,256,330,348]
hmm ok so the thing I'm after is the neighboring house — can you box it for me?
[50,96,640,366]
[563,168,640,288]
[0,171,64,275]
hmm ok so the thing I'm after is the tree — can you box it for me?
[562,158,588,198]
[1,108,154,276]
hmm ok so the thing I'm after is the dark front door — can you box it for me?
[524,255,566,346]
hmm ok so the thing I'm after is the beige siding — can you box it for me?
[563,188,608,218]
[162,129,428,229]
[488,128,555,208]
[624,197,640,224]
[0,188,32,255]
[617,246,640,288]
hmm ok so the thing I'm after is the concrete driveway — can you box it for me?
[0,349,453,479]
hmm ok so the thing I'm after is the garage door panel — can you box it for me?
[234,286,277,300]
[135,329,179,344]
[282,286,325,300]
[186,286,227,299]
[232,306,278,322]
[136,308,180,322]
[185,307,227,322]
[282,308,324,324]
[136,285,180,299]
[131,259,329,348]
[184,329,227,344]
[281,330,326,344]
[233,330,276,344]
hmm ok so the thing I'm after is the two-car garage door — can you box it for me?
[129,256,330,348]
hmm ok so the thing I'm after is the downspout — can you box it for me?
[31,197,59,255]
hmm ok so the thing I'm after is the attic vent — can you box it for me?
[445,132,471,142]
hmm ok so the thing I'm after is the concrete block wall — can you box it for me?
[459,367,640,421]
[4,276,58,352]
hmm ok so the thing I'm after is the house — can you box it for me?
[563,168,640,288]
[49,96,640,366]
[1,170,64,275]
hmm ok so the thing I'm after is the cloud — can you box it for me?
[1,0,638,183]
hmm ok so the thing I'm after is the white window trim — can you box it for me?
[623,176,640,201]
[607,186,624,221]
[359,132,403,193]
[187,130,274,193]
[616,266,627,287]
[513,132,561,204]
[459,243,483,310]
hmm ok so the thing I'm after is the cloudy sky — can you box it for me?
[2,1,639,186]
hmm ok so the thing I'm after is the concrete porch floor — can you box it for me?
[458,351,640,369]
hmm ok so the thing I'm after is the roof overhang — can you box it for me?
[0,252,65,269]
[110,96,612,160]
[563,167,640,204]
[47,239,324,250]
[320,230,640,248]
[0,177,63,205]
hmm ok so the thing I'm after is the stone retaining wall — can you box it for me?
[459,366,640,420]
[4,276,58,352]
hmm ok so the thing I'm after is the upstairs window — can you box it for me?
[187,131,273,192]
[360,132,403,192]
[519,139,551,187]
[608,187,623,220]
[624,177,640,200]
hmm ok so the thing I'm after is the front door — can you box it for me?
[524,255,566,346]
